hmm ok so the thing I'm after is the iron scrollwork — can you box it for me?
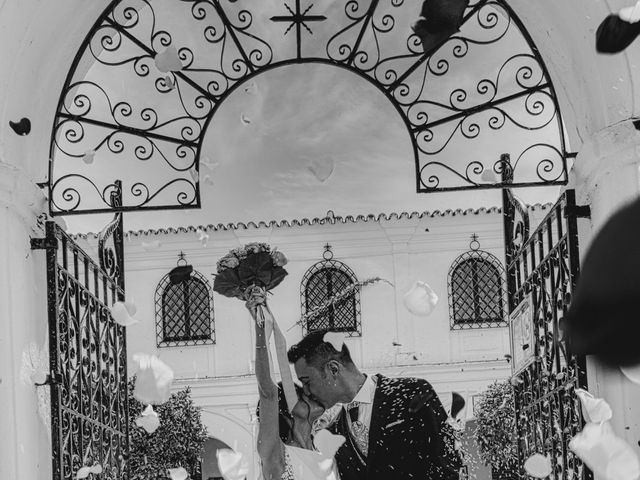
[504,190,591,480]
[50,0,569,214]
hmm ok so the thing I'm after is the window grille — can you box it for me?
[448,235,506,329]
[155,253,215,347]
[301,245,361,336]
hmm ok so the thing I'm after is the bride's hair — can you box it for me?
[256,382,307,443]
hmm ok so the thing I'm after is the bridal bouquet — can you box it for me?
[213,242,288,301]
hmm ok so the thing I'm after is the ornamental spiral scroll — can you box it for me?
[49,0,569,214]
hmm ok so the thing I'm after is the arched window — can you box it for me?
[448,235,506,330]
[155,253,215,347]
[301,245,361,337]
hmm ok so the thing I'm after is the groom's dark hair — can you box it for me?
[287,329,354,368]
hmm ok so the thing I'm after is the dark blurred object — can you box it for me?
[564,197,640,366]
[450,392,466,419]
[411,0,470,56]
[596,14,640,53]
[169,264,193,284]
[9,117,31,136]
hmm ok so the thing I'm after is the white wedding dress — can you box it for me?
[281,444,341,480]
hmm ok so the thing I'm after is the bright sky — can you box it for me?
[63,1,563,234]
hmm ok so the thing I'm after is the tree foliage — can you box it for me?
[128,379,208,480]
[474,380,519,478]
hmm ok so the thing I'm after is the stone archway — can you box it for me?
[49,0,570,216]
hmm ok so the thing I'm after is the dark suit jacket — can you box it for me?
[328,375,461,480]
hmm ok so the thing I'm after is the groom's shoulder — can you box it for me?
[375,374,434,397]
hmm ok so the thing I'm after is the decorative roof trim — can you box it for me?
[72,203,552,239]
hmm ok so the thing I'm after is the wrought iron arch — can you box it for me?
[301,245,361,336]
[154,261,215,347]
[447,235,507,329]
[49,0,569,215]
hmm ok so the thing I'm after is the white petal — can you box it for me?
[569,422,640,480]
[620,363,640,385]
[82,150,96,165]
[323,332,345,352]
[110,301,138,327]
[132,353,174,404]
[240,114,251,125]
[76,466,91,479]
[481,168,499,183]
[124,298,137,317]
[135,405,160,434]
[196,229,209,247]
[314,429,345,458]
[141,240,161,251]
[89,464,103,474]
[155,45,183,73]
[575,389,612,423]
[403,281,438,316]
[202,174,214,186]
[308,156,335,183]
[167,467,189,480]
[189,167,199,182]
[217,449,248,480]
[619,1,640,23]
[524,453,552,478]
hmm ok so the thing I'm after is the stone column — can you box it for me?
[0,160,50,480]
[570,120,640,459]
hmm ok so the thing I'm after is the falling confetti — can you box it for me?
[524,453,552,478]
[307,156,335,183]
[141,240,161,251]
[481,168,499,183]
[9,117,31,136]
[200,156,220,172]
[155,45,183,73]
[54,216,68,232]
[110,300,138,327]
[403,281,438,316]
[167,467,189,480]
[619,1,640,23]
[76,464,102,479]
[620,363,640,385]
[217,449,248,480]
[243,80,258,95]
[189,167,199,183]
[82,150,96,165]
[202,174,214,186]
[314,429,346,457]
[132,353,174,404]
[575,389,612,423]
[135,404,160,434]
[165,75,175,91]
[323,332,345,352]
[196,228,209,247]
[569,422,640,480]
[240,114,251,126]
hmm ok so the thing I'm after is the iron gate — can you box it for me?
[32,193,128,480]
[503,187,591,480]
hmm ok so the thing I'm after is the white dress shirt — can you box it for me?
[344,374,376,434]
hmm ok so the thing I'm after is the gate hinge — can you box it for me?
[564,204,591,219]
[30,236,58,251]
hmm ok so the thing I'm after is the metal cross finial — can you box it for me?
[323,243,334,260]
[271,1,327,59]
[470,233,480,251]
[177,251,187,265]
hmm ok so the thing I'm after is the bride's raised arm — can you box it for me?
[246,291,285,479]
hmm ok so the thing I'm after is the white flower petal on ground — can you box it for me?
[323,332,345,352]
[155,45,183,72]
[82,150,96,165]
[575,389,613,423]
[524,453,552,478]
[403,281,438,316]
[569,422,640,480]
[141,240,161,251]
[168,467,189,480]
[135,404,160,434]
[217,449,248,480]
[132,353,174,404]
[620,363,640,385]
[110,301,138,327]
[307,156,335,183]
[314,429,345,458]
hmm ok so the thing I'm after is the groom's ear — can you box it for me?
[324,360,341,377]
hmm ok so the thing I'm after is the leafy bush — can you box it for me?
[128,379,208,479]
[474,380,519,479]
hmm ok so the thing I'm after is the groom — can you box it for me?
[288,330,462,480]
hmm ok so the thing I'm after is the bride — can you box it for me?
[246,291,343,480]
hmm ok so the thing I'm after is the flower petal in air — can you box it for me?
[323,332,345,352]
[524,453,552,478]
[575,389,612,423]
[403,281,438,316]
[314,429,346,458]
[132,353,174,404]
[217,449,248,480]
[168,467,189,480]
[110,301,138,327]
[155,45,183,73]
[135,404,160,434]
